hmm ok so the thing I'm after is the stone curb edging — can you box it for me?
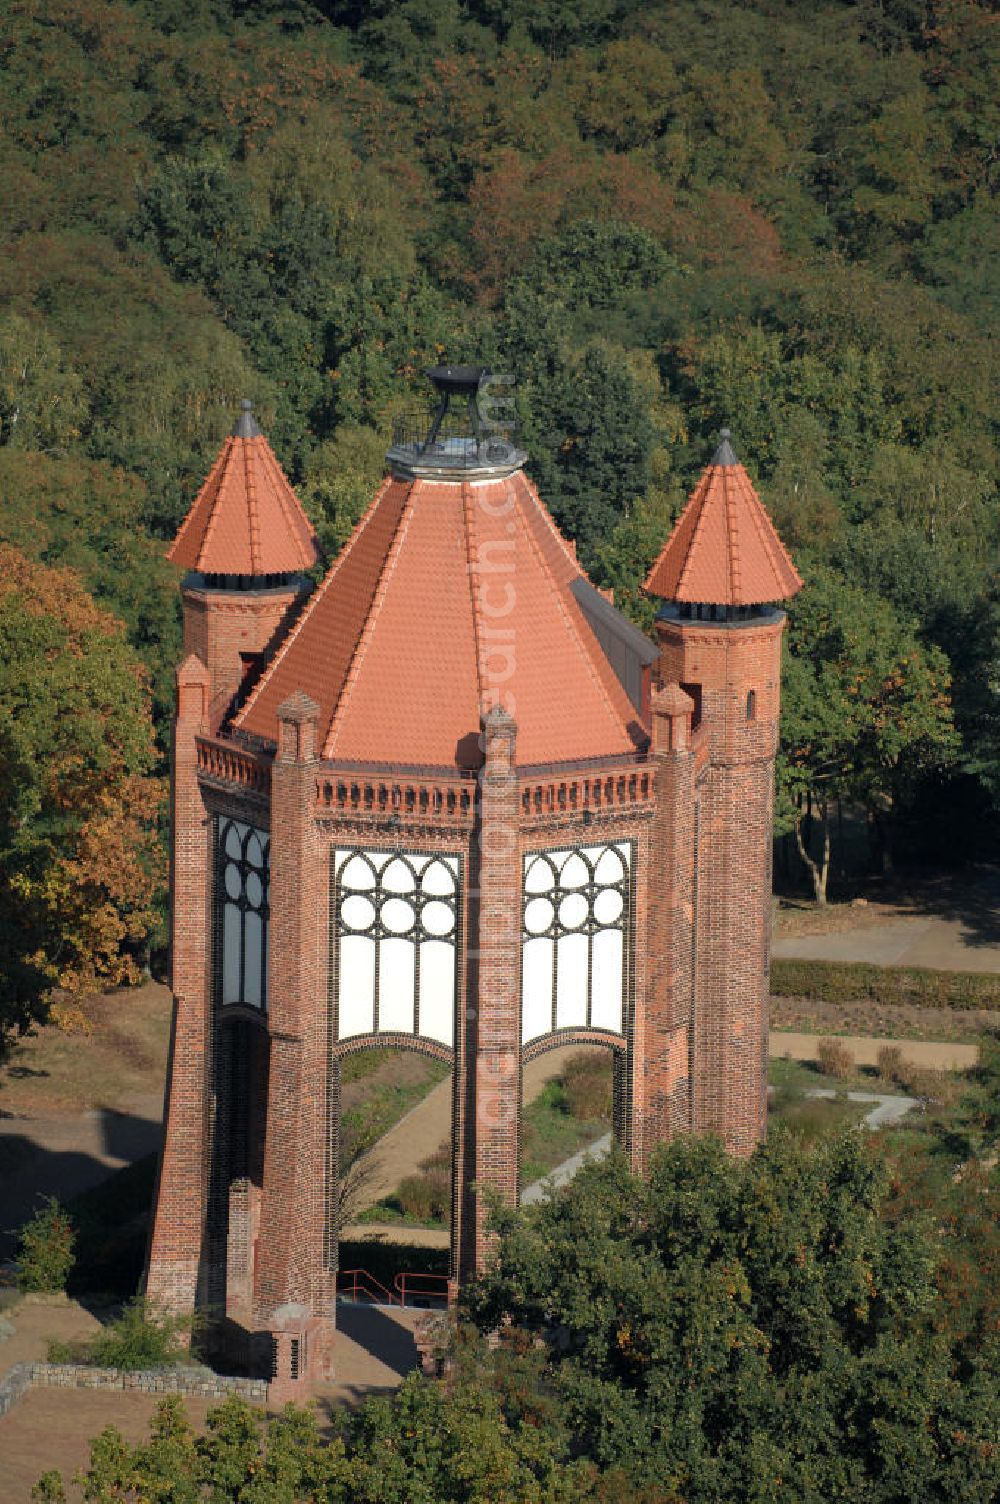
[0,1361,266,1420]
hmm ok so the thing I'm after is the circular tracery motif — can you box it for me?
[521,844,629,940]
[336,850,458,942]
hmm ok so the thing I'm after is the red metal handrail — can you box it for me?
[337,1268,401,1306]
[336,1267,450,1308]
[394,1272,450,1307]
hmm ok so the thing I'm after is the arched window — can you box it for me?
[333,849,459,1048]
[521,842,632,1044]
[217,820,270,1010]
[746,689,757,721]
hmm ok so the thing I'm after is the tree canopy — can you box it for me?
[0,545,162,1053]
[35,1121,1000,1502]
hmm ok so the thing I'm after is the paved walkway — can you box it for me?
[773,878,1000,974]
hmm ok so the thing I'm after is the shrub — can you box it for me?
[817,1037,855,1080]
[419,1140,452,1174]
[877,1044,904,1085]
[15,1197,75,1293]
[85,1297,191,1369]
[396,1171,449,1224]
[563,1052,614,1122]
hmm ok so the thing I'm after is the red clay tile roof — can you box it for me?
[168,419,319,576]
[644,434,802,605]
[235,468,647,771]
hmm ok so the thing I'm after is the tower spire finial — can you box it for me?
[232,398,262,439]
[711,427,737,467]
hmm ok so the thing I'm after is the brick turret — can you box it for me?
[168,401,319,730]
[644,430,802,1153]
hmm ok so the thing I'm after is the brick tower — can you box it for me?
[643,428,802,1152]
[146,377,800,1396]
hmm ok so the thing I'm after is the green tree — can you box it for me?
[465,1133,1000,1501]
[15,1197,75,1294]
[0,314,87,455]
[0,546,163,1054]
[779,566,958,897]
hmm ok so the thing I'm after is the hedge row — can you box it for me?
[770,958,1000,1011]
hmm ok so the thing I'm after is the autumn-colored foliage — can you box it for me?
[0,544,163,1050]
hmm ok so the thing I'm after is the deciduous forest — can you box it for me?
[0,0,997,1039]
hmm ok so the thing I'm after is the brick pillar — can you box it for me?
[147,655,213,1319]
[464,706,520,1279]
[253,690,334,1400]
[656,614,785,1154]
[634,684,697,1173]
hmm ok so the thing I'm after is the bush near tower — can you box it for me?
[0,544,163,1056]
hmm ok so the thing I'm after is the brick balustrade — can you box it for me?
[197,736,272,794]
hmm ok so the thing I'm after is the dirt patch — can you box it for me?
[0,983,172,1118]
[0,1295,104,1373]
[775,898,912,938]
[771,994,999,1041]
[0,1388,221,1503]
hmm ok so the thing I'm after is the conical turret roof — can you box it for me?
[168,402,319,576]
[234,468,647,771]
[644,430,802,605]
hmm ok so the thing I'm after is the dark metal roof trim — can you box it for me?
[710,426,738,467]
[571,577,658,663]
[232,398,262,439]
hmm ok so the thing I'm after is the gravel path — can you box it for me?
[770,1032,978,1070]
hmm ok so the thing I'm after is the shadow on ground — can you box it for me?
[0,1108,161,1264]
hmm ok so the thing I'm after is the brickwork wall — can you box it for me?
[146,660,214,1319]
[636,689,698,1171]
[181,581,305,732]
[151,603,788,1381]
[252,697,334,1392]
[655,615,785,1154]
[466,708,521,1277]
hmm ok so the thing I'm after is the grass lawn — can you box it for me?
[519,1074,611,1187]
[340,1051,449,1165]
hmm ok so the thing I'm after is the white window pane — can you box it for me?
[559,892,588,929]
[223,903,242,1004]
[524,856,557,894]
[422,859,456,896]
[593,888,623,926]
[244,911,263,1008]
[560,853,588,889]
[419,941,454,1046]
[340,853,376,890]
[591,929,624,1034]
[338,935,376,1038]
[422,900,454,937]
[594,847,625,884]
[555,933,588,1028]
[521,937,554,1043]
[341,894,376,931]
[524,897,554,934]
[381,897,415,934]
[225,823,246,859]
[378,937,415,1033]
[383,857,416,893]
